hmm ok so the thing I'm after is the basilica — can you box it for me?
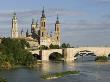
[11,9,61,48]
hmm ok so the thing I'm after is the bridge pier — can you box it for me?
[41,50,49,61]
[64,48,74,62]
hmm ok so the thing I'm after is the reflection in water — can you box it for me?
[0,62,110,82]
[36,62,76,73]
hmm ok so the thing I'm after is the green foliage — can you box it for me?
[0,38,34,69]
[61,43,72,48]
[0,77,7,82]
[41,71,80,79]
[49,44,59,49]
[95,56,108,62]
[49,52,63,61]
[39,45,48,50]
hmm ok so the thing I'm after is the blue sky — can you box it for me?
[0,0,110,46]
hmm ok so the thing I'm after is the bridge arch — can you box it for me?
[64,47,110,62]
[41,49,63,61]
[74,50,96,61]
[49,52,63,61]
[33,54,41,60]
[74,50,96,57]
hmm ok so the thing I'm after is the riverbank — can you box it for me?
[95,56,108,62]
[0,60,41,70]
[41,71,80,80]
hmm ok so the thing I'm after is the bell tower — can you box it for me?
[40,7,47,37]
[40,7,46,28]
[11,12,19,38]
[55,15,61,46]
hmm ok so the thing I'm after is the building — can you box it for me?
[11,12,19,38]
[11,8,61,48]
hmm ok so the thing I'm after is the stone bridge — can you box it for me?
[30,49,62,61]
[30,47,110,62]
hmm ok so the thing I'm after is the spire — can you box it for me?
[26,29,28,33]
[21,28,23,35]
[56,14,60,24]
[26,29,29,37]
[13,12,17,20]
[32,19,35,24]
[36,20,38,25]
[36,20,38,28]
[57,14,59,21]
[50,31,52,37]
[41,6,46,18]
[14,12,16,16]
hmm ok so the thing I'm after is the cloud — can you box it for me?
[0,8,85,18]
[62,20,110,31]
[0,8,86,26]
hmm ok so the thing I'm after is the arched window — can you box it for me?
[42,32,44,36]
[44,22,45,27]
[41,22,43,27]
[57,36,59,40]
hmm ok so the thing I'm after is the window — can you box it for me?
[57,36,58,40]
[42,32,44,36]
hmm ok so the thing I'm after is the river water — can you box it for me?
[0,61,110,82]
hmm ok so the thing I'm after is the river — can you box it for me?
[0,61,110,82]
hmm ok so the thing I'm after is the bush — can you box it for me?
[39,45,48,50]
[61,43,73,48]
[95,56,108,62]
[41,71,80,79]
[0,38,34,68]
[49,44,59,49]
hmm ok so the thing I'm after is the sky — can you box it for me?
[0,0,110,47]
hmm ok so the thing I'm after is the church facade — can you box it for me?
[11,9,61,47]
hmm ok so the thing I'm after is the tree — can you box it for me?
[61,43,71,48]
[49,44,59,49]
[0,77,7,82]
[0,38,34,68]
[39,45,48,50]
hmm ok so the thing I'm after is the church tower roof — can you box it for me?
[13,12,17,20]
[32,19,35,24]
[56,14,60,24]
[41,7,46,18]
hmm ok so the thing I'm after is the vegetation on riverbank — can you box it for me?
[0,38,34,69]
[95,56,108,62]
[38,43,72,50]
[41,71,80,80]
[0,77,7,82]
